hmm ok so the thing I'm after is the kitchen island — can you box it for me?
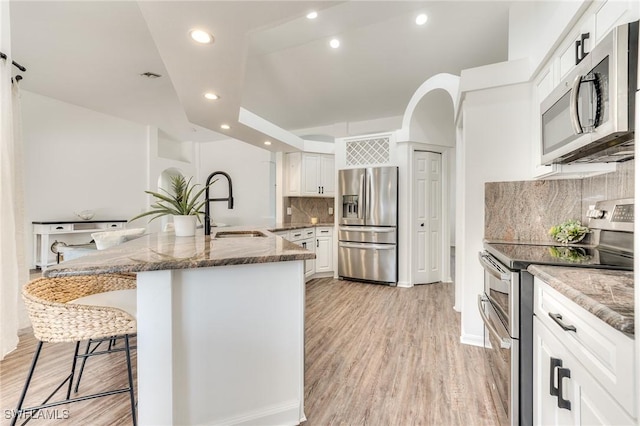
[44,228,315,426]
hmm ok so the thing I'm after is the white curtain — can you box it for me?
[0,56,27,360]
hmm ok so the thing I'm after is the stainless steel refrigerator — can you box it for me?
[337,166,398,284]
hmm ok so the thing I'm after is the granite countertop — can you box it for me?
[527,264,634,336]
[269,222,335,232]
[44,227,316,278]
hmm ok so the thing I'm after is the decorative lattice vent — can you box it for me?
[345,137,390,166]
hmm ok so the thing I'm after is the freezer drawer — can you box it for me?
[338,226,397,244]
[338,241,397,284]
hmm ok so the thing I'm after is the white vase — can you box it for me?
[173,215,197,237]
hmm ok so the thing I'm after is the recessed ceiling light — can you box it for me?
[220,124,231,130]
[415,14,428,25]
[264,141,272,146]
[306,11,318,19]
[204,92,219,100]
[329,38,340,49]
[190,29,214,44]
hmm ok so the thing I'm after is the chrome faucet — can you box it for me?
[205,171,234,236]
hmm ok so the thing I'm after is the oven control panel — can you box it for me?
[588,198,634,233]
[611,204,634,223]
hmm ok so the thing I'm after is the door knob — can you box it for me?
[420,223,425,227]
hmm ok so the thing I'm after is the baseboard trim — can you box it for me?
[396,280,412,288]
[212,399,301,426]
[460,333,484,348]
[312,271,334,279]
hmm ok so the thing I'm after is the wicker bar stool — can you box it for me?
[12,274,137,426]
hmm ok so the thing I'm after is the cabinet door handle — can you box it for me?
[548,313,577,332]
[550,357,563,396]
[580,32,589,62]
[321,186,324,194]
[575,32,590,65]
[318,186,321,194]
[317,239,319,248]
[575,39,582,65]
[557,367,572,410]
[56,226,64,230]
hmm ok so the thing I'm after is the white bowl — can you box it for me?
[75,210,95,220]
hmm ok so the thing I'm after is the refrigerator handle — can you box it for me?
[365,169,373,221]
[359,173,366,220]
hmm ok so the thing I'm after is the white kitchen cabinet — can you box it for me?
[557,16,595,81]
[285,153,335,197]
[540,0,638,90]
[314,227,333,274]
[533,277,636,424]
[534,318,635,426]
[301,237,315,279]
[529,0,637,179]
[320,155,335,195]
[287,227,316,280]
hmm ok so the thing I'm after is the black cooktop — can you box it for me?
[484,242,634,271]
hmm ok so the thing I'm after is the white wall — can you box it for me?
[22,90,148,264]
[198,139,275,227]
[457,82,532,346]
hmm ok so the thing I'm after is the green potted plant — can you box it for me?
[130,175,214,237]
[548,219,589,244]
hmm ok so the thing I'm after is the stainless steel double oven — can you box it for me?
[479,197,634,426]
[478,251,533,426]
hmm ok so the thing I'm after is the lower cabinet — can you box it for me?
[533,277,636,425]
[274,226,335,280]
[300,237,315,279]
[533,318,635,425]
[315,227,333,274]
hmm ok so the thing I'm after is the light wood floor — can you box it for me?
[304,278,500,425]
[1,278,500,425]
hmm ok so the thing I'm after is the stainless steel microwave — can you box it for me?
[540,20,638,165]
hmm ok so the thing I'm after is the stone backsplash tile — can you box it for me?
[486,159,634,243]
[485,180,582,242]
[581,160,634,223]
[284,197,335,224]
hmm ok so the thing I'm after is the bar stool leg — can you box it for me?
[124,335,137,426]
[11,341,44,426]
[65,342,81,400]
[74,340,93,393]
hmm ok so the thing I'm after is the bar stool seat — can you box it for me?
[69,288,137,319]
[12,274,137,426]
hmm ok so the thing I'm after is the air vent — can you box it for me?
[140,72,162,79]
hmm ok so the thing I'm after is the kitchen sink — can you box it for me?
[214,231,267,238]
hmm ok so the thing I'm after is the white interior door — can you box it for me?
[413,151,442,284]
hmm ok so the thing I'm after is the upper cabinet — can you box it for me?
[286,153,335,197]
[530,0,638,179]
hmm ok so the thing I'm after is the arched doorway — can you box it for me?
[400,74,460,308]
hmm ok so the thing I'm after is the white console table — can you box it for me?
[32,220,126,270]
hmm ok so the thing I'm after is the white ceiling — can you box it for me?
[9,1,512,151]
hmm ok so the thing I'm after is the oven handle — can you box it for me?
[478,252,510,282]
[338,242,395,250]
[477,295,511,349]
